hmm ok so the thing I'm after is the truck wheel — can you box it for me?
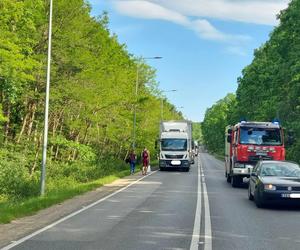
[225,172,231,183]
[231,176,240,187]
[254,190,264,208]
[226,174,231,183]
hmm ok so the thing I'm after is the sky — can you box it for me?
[88,0,290,122]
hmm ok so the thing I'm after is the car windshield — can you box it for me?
[239,127,282,146]
[161,139,187,151]
[260,162,300,177]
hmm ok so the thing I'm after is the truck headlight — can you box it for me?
[264,184,276,191]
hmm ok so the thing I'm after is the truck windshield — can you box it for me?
[161,139,187,151]
[239,128,282,146]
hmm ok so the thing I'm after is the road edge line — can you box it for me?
[190,156,202,250]
[200,155,213,250]
[1,170,158,250]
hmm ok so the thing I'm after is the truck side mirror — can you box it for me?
[227,135,232,143]
[287,135,295,146]
[287,130,295,146]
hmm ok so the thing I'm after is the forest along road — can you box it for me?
[2,157,213,250]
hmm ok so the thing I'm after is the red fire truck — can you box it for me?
[225,121,286,187]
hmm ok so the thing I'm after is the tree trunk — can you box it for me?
[17,112,29,143]
[27,102,37,138]
[3,103,11,143]
[30,133,42,175]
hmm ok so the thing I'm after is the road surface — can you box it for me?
[3,153,300,250]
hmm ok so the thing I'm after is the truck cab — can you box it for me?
[225,121,285,187]
[158,121,192,171]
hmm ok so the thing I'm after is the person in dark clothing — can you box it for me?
[141,147,150,175]
[129,150,137,175]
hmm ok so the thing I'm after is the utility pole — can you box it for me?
[41,0,53,196]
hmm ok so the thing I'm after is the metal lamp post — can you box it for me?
[132,56,162,150]
[40,0,53,196]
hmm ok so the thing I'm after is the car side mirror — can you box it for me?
[251,172,257,177]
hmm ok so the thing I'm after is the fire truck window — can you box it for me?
[240,128,282,145]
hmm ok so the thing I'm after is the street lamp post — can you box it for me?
[160,89,177,121]
[132,57,162,150]
[40,0,53,196]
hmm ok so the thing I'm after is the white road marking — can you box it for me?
[1,171,158,250]
[200,155,213,250]
[190,157,202,250]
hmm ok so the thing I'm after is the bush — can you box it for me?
[47,158,128,184]
[0,160,39,198]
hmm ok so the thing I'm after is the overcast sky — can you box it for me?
[89,0,290,121]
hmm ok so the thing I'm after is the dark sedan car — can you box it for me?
[248,160,300,208]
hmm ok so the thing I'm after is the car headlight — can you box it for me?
[264,184,276,191]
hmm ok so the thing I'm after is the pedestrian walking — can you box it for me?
[128,150,137,175]
[141,147,150,175]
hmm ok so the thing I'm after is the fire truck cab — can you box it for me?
[225,121,285,187]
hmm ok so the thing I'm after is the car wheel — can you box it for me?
[231,176,240,187]
[254,189,265,208]
[248,185,254,201]
[160,167,165,171]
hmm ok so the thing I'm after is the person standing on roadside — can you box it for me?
[141,147,150,175]
[129,150,137,175]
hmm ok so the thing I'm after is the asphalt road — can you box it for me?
[200,152,300,250]
[3,153,300,250]
[4,162,200,250]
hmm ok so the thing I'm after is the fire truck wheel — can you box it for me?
[226,173,231,183]
[231,176,241,187]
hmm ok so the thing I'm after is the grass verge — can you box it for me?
[212,153,224,162]
[0,169,130,224]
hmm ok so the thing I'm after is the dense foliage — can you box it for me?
[0,0,182,200]
[192,122,203,144]
[201,94,236,155]
[202,0,300,160]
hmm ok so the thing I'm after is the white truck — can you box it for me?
[158,120,193,171]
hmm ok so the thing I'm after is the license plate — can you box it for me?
[281,193,300,198]
[256,152,267,156]
[171,160,181,166]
